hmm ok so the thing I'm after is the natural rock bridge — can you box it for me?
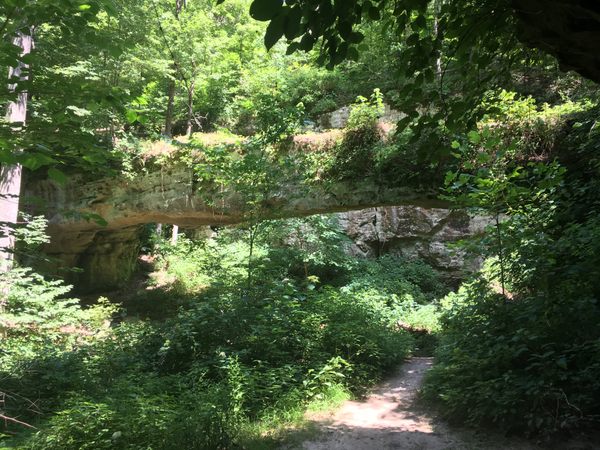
[23,160,487,291]
[21,124,488,291]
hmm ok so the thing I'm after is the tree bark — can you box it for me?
[185,78,195,137]
[164,75,176,137]
[171,224,179,245]
[0,29,32,271]
[175,0,186,18]
[434,0,443,79]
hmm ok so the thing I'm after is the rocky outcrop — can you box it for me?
[319,103,404,129]
[22,164,444,291]
[24,166,443,235]
[338,206,489,279]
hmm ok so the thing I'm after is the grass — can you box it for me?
[237,384,351,450]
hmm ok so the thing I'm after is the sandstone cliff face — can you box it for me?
[319,103,404,129]
[23,166,444,291]
[24,165,444,234]
[30,201,486,291]
[337,206,488,280]
[23,158,487,291]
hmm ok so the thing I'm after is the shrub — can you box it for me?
[423,98,600,436]
[2,216,445,449]
[327,90,385,179]
[424,282,600,434]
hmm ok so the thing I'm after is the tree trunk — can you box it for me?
[185,78,195,137]
[246,224,257,295]
[164,76,176,137]
[0,30,33,271]
[434,0,443,79]
[171,224,179,245]
[175,0,186,18]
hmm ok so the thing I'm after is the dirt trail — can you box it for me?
[297,357,537,450]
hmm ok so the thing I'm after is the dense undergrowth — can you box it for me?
[112,88,598,202]
[5,85,600,448]
[4,90,600,449]
[422,98,600,436]
[3,0,600,446]
[0,216,447,449]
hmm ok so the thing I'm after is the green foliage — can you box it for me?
[424,282,600,434]
[0,217,117,348]
[0,0,124,171]
[346,88,384,130]
[1,215,447,448]
[326,90,384,179]
[0,219,118,434]
[4,0,600,444]
[424,99,600,436]
[248,0,600,179]
[257,215,352,280]
[1,268,80,338]
[345,255,447,304]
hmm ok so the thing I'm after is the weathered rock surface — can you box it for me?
[23,158,490,290]
[337,206,489,279]
[319,103,404,129]
[25,165,443,234]
[22,165,444,291]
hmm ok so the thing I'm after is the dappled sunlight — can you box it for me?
[3,0,600,447]
[325,359,435,433]
[328,398,435,433]
[300,358,536,450]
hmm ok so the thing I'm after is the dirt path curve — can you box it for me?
[296,357,536,450]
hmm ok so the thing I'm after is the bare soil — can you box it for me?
[294,357,599,450]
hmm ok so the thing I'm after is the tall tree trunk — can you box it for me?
[171,224,179,245]
[185,78,195,137]
[164,76,176,137]
[434,0,443,79]
[0,29,32,272]
[165,0,187,137]
[175,0,186,18]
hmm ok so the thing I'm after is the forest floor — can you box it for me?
[291,357,599,450]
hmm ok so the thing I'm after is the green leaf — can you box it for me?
[250,0,282,21]
[299,33,315,51]
[0,151,18,165]
[413,14,426,29]
[125,109,138,124]
[444,171,457,185]
[21,153,57,170]
[284,6,302,39]
[48,167,68,185]
[337,21,353,40]
[265,13,285,50]
[467,130,481,144]
[347,46,359,61]
[85,213,108,227]
[286,42,300,55]
[368,6,381,20]
[348,31,364,44]
[406,33,419,46]
[395,116,412,132]
[476,152,490,163]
